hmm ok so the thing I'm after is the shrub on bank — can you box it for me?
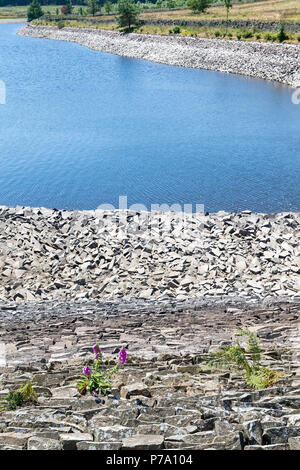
[242,29,254,39]
[187,0,211,14]
[60,5,69,15]
[169,26,181,34]
[264,32,273,41]
[277,24,287,43]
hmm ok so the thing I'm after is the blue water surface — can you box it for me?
[0,23,299,212]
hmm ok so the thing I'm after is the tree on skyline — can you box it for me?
[104,0,113,14]
[116,0,140,31]
[27,0,44,21]
[88,0,100,16]
[188,0,211,14]
[224,0,233,21]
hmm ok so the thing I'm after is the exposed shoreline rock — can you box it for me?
[18,24,300,88]
[2,24,299,451]
[0,300,299,450]
[0,206,299,303]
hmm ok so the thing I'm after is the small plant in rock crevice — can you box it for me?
[205,329,284,390]
[77,344,127,396]
[0,382,38,412]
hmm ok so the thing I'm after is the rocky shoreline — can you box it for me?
[0,299,299,450]
[18,24,300,87]
[0,206,299,302]
[0,207,299,450]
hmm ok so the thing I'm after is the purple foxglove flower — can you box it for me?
[119,348,127,365]
[83,366,91,377]
[93,344,100,359]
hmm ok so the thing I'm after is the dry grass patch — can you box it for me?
[141,0,300,22]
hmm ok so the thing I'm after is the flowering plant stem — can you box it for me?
[77,345,127,396]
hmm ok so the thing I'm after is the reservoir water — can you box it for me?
[0,23,299,212]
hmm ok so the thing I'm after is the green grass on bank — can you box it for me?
[34,17,300,44]
[138,23,300,43]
